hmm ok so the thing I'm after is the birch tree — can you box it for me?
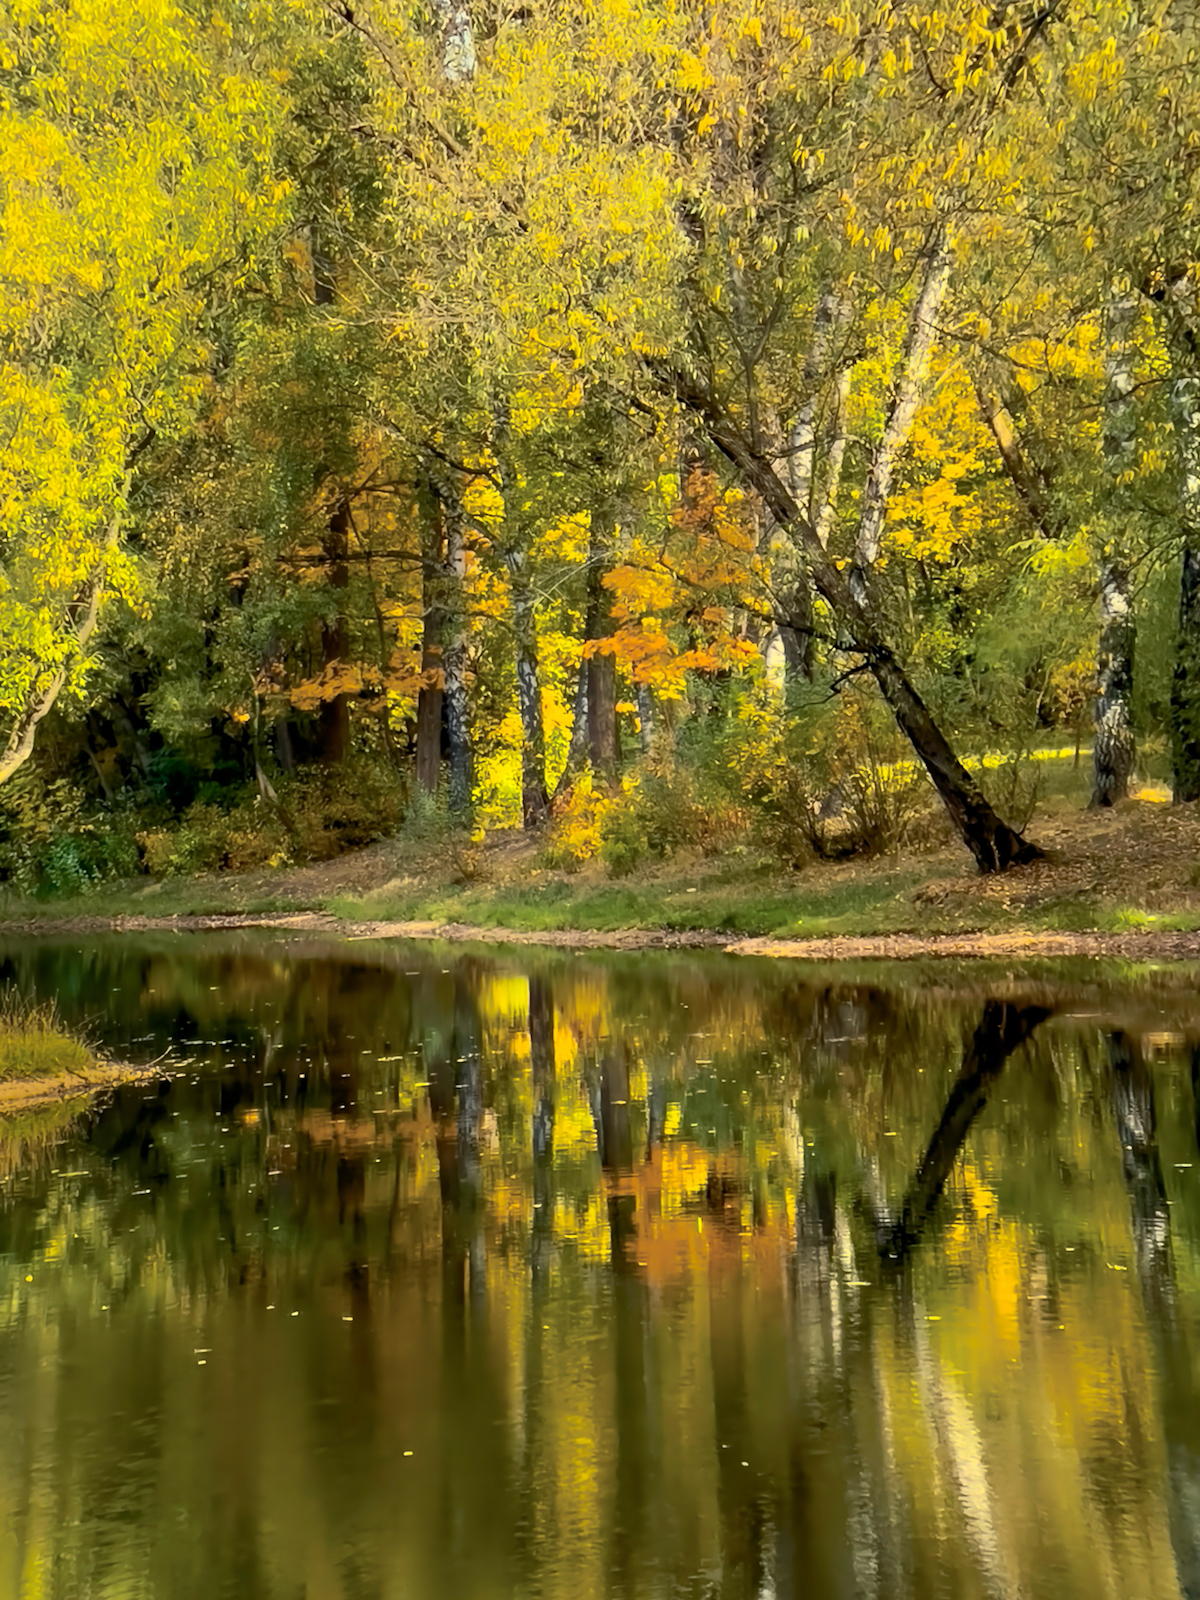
[337,0,1068,868]
[1091,293,1140,807]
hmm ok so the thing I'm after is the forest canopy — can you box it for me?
[1,0,1198,888]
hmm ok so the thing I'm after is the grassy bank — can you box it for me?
[0,997,97,1082]
[0,997,155,1122]
[0,777,1197,946]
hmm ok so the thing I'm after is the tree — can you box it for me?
[341,0,1065,868]
[0,0,289,781]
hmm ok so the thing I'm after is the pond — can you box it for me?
[0,935,1199,1600]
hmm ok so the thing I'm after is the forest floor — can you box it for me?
[6,774,1200,960]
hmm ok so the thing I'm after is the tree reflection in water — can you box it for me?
[0,936,1199,1599]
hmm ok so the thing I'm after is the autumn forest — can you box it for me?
[3,0,1200,901]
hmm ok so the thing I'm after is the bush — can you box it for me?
[702,683,932,865]
[0,772,141,895]
[138,797,291,876]
[540,771,615,872]
[976,754,1042,834]
[138,761,407,877]
[599,759,747,876]
[284,763,406,861]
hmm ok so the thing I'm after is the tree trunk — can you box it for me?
[1092,558,1137,806]
[415,498,446,795]
[587,650,620,781]
[669,368,1044,872]
[565,658,589,775]
[318,497,352,765]
[769,290,852,681]
[274,714,295,773]
[1171,376,1200,801]
[430,0,475,81]
[973,365,1062,540]
[440,480,474,814]
[850,228,953,607]
[1091,295,1139,808]
[635,683,655,753]
[584,512,620,783]
[505,544,550,827]
[1172,548,1200,801]
[868,649,1042,871]
[414,644,444,795]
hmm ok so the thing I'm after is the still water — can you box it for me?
[1,936,1200,1600]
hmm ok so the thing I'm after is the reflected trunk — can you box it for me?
[880,1001,1051,1260]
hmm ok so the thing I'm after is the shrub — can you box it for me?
[540,770,615,871]
[976,754,1042,835]
[598,759,747,876]
[136,760,406,878]
[0,771,141,895]
[137,798,288,876]
[704,683,932,864]
[284,762,406,860]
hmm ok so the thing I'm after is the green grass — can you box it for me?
[1104,907,1200,934]
[327,864,955,939]
[0,997,95,1082]
[0,878,299,923]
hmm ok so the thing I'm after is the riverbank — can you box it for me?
[0,790,1197,959]
[0,999,161,1118]
[0,1059,161,1117]
[9,908,1200,963]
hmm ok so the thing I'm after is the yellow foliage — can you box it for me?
[542,769,624,869]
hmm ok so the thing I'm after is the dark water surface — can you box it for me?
[2,936,1200,1599]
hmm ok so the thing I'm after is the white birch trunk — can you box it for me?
[635,682,655,753]
[1091,294,1139,808]
[814,358,852,550]
[430,0,475,81]
[765,294,854,685]
[849,228,953,608]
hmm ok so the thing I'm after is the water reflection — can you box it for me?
[0,938,1198,1598]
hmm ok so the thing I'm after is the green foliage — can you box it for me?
[137,799,285,877]
[975,757,1043,836]
[0,0,291,761]
[599,758,747,877]
[0,770,141,895]
[138,761,405,877]
[7,0,1200,882]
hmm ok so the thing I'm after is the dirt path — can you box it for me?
[4,909,1200,963]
